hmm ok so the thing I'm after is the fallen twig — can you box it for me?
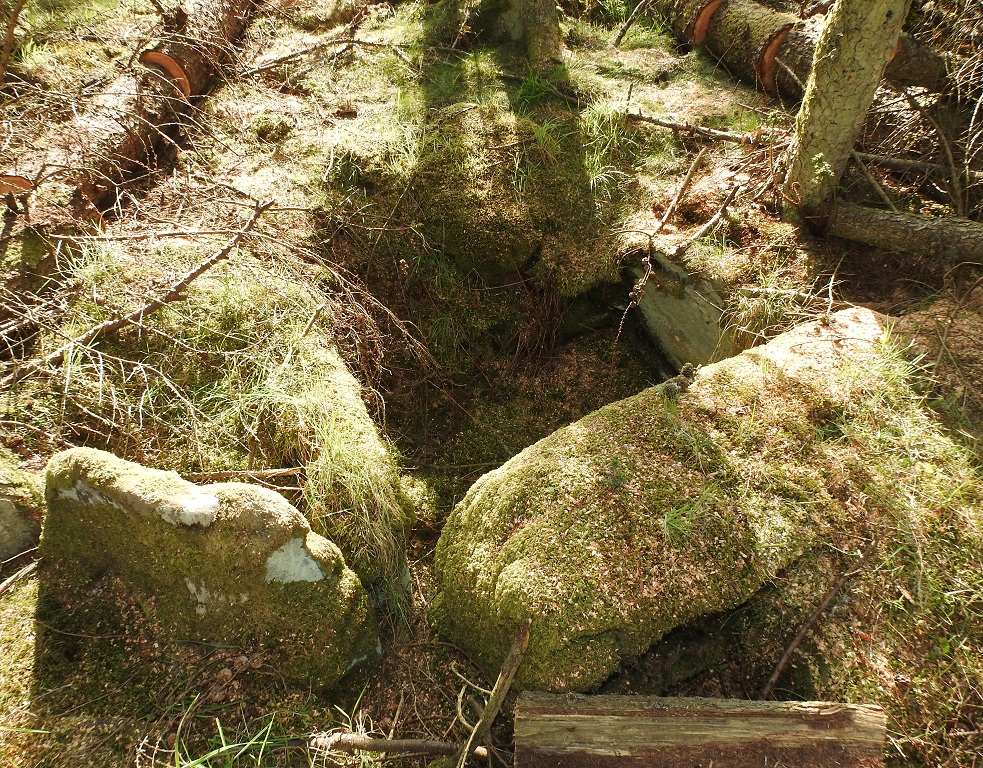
[668,183,742,259]
[0,200,274,392]
[760,541,877,700]
[304,732,488,760]
[654,147,708,236]
[454,618,532,768]
[853,152,983,184]
[613,0,655,48]
[242,38,412,76]
[851,151,899,213]
[628,111,783,145]
[0,560,38,598]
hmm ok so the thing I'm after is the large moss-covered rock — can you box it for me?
[0,448,43,561]
[41,448,378,689]
[434,307,898,691]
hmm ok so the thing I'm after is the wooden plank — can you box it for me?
[515,693,886,768]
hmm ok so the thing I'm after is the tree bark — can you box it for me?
[1,0,254,218]
[515,693,886,768]
[647,0,948,97]
[782,0,912,228]
[704,0,796,93]
[828,203,983,263]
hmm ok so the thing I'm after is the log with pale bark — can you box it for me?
[638,0,949,97]
[1,0,254,220]
[828,203,983,263]
[514,693,887,768]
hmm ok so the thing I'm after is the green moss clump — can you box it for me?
[433,308,983,691]
[41,448,378,689]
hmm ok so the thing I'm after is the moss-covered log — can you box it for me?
[828,202,983,262]
[1,0,255,217]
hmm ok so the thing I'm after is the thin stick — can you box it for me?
[760,541,876,700]
[454,619,532,768]
[184,467,305,481]
[854,152,983,184]
[902,87,966,216]
[627,111,781,145]
[668,183,741,258]
[614,0,655,48]
[241,38,411,76]
[1,200,273,391]
[852,151,899,212]
[654,147,707,236]
[0,560,38,598]
[305,733,488,759]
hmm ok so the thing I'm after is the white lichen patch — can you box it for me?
[156,492,219,527]
[265,537,324,584]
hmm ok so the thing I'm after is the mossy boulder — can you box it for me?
[0,448,43,561]
[433,307,899,691]
[40,448,378,689]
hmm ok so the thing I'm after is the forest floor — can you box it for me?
[1,0,981,766]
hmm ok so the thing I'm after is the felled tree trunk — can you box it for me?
[646,0,949,97]
[774,14,950,97]
[705,0,797,93]
[2,0,254,219]
[783,0,911,226]
[829,203,983,263]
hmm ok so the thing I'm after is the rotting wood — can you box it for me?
[828,202,983,263]
[1,0,255,218]
[514,693,887,768]
[454,618,531,768]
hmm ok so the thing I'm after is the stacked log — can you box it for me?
[1,0,254,220]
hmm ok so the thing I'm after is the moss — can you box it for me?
[41,448,379,689]
[433,308,982,691]
[249,111,293,144]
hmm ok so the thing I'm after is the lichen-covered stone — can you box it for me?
[0,447,43,561]
[433,307,895,691]
[41,448,378,689]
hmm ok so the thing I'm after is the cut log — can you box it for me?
[649,0,950,96]
[703,0,797,93]
[775,16,950,97]
[828,202,983,263]
[514,693,887,768]
[2,0,255,218]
